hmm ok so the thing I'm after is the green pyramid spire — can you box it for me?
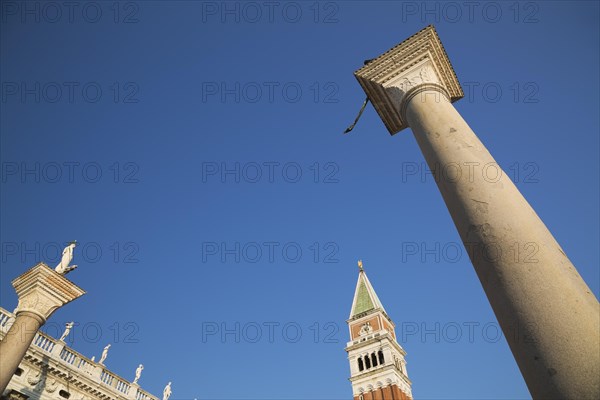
[349,261,387,319]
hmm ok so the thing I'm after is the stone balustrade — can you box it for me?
[0,306,159,400]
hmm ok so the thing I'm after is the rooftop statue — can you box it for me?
[133,364,144,384]
[163,382,172,400]
[99,344,111,365]
[59,322,74,341]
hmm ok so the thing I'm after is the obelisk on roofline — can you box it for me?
[352,25,599,399]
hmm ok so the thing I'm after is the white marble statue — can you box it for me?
[163,382,172,400]
[99,344,111,365]
[59,322,74,341]
[55,241,78,274]
[133,364,144,384]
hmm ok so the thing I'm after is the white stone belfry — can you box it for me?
[353,25,599,399]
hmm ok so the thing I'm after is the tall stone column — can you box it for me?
[353,25,599,399]
[0,263,85,392]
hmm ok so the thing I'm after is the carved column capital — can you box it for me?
[13,262,85,323]
[354,25,463,135]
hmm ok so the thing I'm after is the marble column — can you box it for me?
[353,25,599,399]
[0,263,85,392]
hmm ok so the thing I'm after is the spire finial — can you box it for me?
[358,259,363,271]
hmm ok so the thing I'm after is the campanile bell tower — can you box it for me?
[346,261,412,400]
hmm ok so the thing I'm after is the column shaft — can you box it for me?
[404,90,600,399]
[0,311,44,391]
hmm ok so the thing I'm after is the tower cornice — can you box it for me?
[347,308,394,325]
[345,331,406,356]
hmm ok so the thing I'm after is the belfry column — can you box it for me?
[353,25,599,399]
[0,263,85,392]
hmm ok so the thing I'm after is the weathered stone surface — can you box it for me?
[354,26,600,399]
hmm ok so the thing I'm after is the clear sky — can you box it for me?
[1,1,598,399]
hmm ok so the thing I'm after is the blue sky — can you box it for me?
[1,1,598,399]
